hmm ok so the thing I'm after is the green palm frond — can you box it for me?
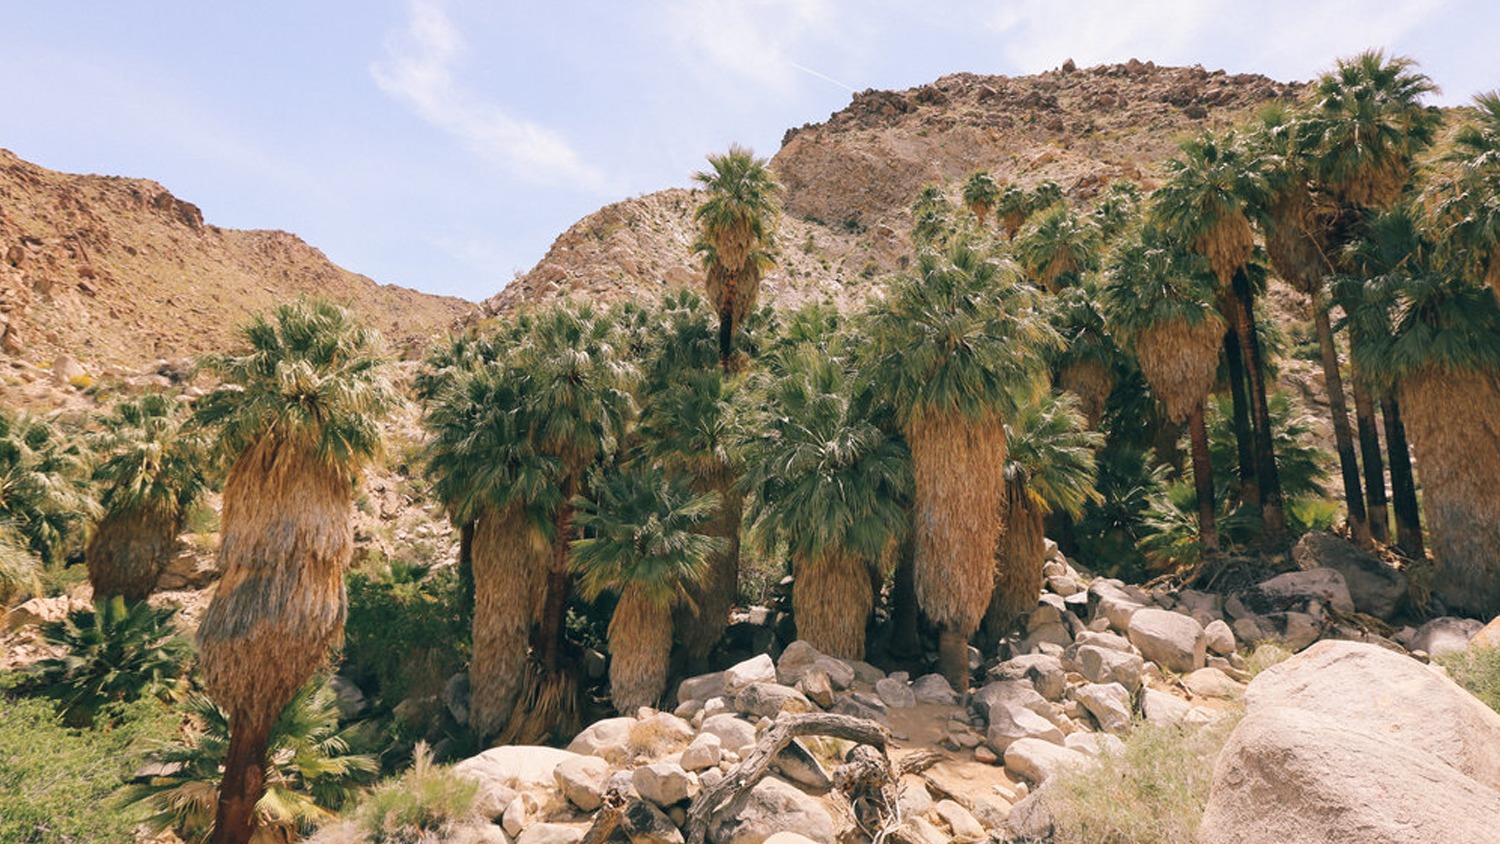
[90,393,206,527]
[1006,392,1103,518]
[0,409,95,565]
[1016,203,1100,289]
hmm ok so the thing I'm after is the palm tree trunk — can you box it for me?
[458,520,475,625]
[1312,301,1370,546]
[210,715,270,844]
[1351,379,1390,545]
[983,480,1045,643]
[470,507,543,741]
[1382,396,1424,560]
[888,535,921,659]
[718,310,734,372]
[538,493,575,675]
[607,585,672,714]
[792,551,872,660]
[1230,273,1285,538]
[937,628,969,694]
[1222,329,1259,505]
[1188,403,1220,553]
[676,479,740,673]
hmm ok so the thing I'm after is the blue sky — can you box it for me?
[0,1,1493,302]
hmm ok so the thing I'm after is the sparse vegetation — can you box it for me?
[1436,644,1500,713]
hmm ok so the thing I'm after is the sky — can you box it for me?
[0,1,1494,303]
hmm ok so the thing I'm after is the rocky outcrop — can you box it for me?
[1199,640,1500,843]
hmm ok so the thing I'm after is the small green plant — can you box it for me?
[352,742,480,842]
[1243,642,1294,678]
[183,501,220,535]
[120,678,377,843]
[342,561,467,711]
[1435,644,1500,713]
[23,595,193,725]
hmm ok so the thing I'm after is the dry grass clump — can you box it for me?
[345,743,480,844]
[1242,642,1294,678]
[1435,645,1500,714]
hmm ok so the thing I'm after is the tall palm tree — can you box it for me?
[192,299,393,844]
[865,242,1056,688]
[963,170,1002,228]
[983,392,1101,639]
[1152,130,1285,538]
[1015,204,1099,291]
[694,146,780,368]
[85,394,206,602]
[1433,90,1500,299]
[573,466,721,713]
[1343,208,1500,617]
[1103,227,1227,553]
[747,347,911,660]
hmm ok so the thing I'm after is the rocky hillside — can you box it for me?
[480,61,1304,319]
[0,149,471,368]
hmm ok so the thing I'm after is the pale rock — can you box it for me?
[1089,579,1149,632]
[735,682,814,718]
[974,745,999,764]
[986,701,1065,752]
[988,653,1067,700]
[911,673,958,705]
[678,671,726,703]
[935,799,985,841]
[902,816,951,844]
[446,823,513,844]
[1410,616,1485,657]
[1028,600,1063,629]
[1183,667,1243,700]
[454,746,586,820]
[1141,687,1191,726]
[566,717,635,763]
[874,676,916,708]
[1018,621,1073,653]
[502,795,529,837]
[776,640,855,689]
[633,762,695,807]
[699,714,757,755]
[762,835,821,844]
[723,654,777,694]
[1258,568,1355,614]
[1204,619,1236,656]
[708,776,834,844]
[1075,644,1144,692]
[515,825,584,844]
[681,732,722,772]
[1072,682,1132,733]
[1472,616,1500,649]
[701,697,729,720]
[895,778,934,816]
[1003,738,1091,784]
[1127,608,1206,673]
[699,768,724,790]
[553,756,608,812]
[675,698,704,720]
[796,669,834,709]
[1064,731,1126,757]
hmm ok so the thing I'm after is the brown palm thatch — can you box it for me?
[1197,216,1256,289]
[469,505,548,741]
[1058,359,1113,429]
[984,475,1046,638]
[675,483,740,668]
[605,582,674,714]
[791,550,873,661]
[85,505,179,602]
[1487,256,1500,300]
[1134,318,1225,423]
[1400,366,1500,618]
[907,416,1007,654]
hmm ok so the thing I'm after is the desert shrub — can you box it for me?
[0,694,178,843]
[21,595,192,725]
[1041,715,1240,844]
[1243,642,1294,678]
[342,560,467,709]
[1436,644,1500,713]
[351,742,479,843]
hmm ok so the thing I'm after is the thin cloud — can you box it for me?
[371,0,606,190]
[663,0,834,92]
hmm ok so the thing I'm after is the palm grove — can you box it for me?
[2,51,1500,843]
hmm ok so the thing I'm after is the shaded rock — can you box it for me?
[1409,616,1484,657]
[553,755,608,812]
[708,776,834,844]
[1204,619,1236,656]
[796,669,834,709]
[1265,611,1323,652]
[874,676,916,708]
[735,682,813,718]
[988,654,1067,700]
[678,671,726,703]
[1003,738,1091,785]
[1292,531,1408,620]
[633,762,695,807]
[1199,640,1500,844]
[831,693,890,725]
[1258,568,1355,615]
[935,799,985,841]
[776,640,855,689]
[911,673,958,705]
[772,738,833,792]
[1072,682,1132,733]
[1017,621,1073,653]
[623,798,685,844]
[1127,608,1206,673]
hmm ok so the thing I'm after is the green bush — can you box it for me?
[1040,715,1240,844]
[342,561,467,710]
[0,694,178,843]
[1436,644,1500,713]
[352,742,480,843]
[22,595,192,726]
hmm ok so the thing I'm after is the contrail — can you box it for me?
[790,61,857,93]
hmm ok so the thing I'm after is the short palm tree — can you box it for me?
[1050,280,1119,429]
[1343,208,1500,618]
[996,183,1032,241]
[694,146,780,368]
[912,183,957,247]
[963,170,1002,228]
[573,466,721,713]
[747,347,910,660]
[0,531,40,607]
[0,408,93,566]
[865,242,1056,688]
[1152,130,1285,538]
[983,392,1101,638]
[192,299,393,844]
[85,394,206,602]
[1104,227,1227,553]
[1015,204,1099,291]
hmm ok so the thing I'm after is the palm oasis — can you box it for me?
[2,49,1500,844]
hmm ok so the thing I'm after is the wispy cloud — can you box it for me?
[371,0,606,190]
[662,0,834,92]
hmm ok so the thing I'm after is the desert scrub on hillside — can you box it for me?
[1036,714,1241,844]
[1435,645,1500,713]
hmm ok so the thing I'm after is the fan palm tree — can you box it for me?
[1433,90,1500,299]
[983,392,1101,638]
[0,531,40,607]
[694,146,780,368]
[1015,204,1099,291]
[192,299,393,844]
[85,394,207,602]
[747,347,911,660]
[912,183,957,247]
[573,466,721,713]
[1050,280,1120,429]
[865,242,1057,688]
[0,408,94,566]
[1152,130,1285,538]
[1103,227,1227,553]
[1343,208,1500,618]
[963,170,1002,228]
[996,183,1032,241]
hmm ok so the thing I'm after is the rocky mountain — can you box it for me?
[480,60,1304,319]
[0,149,470,369]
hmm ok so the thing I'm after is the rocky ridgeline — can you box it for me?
[341,532,1497,844]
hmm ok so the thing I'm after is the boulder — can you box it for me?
[1089,579,1148,632]
[1183,667,1243,700]
[678,671,727,703]
[622,799,685,844]
[515,825,584,844]
[454,746,587,819]
[1075,645,1144,692]
[1064,731,1126,757]
[1257,568,1355,615]
[986,701,1064,752]
[734,683,814,718]
[633,762,695,807]
[911,673,959,705]
[1199,640,1500,843]
[680,732,723,772]
[1203,619,1236,656]
[988,653,1067,700]
[1408,616,1485,657]
[1472,616,1500,649]
[553,755,608,812]
[935,799,986,841]
[762,835,821,844]
[775,641,855,689]
[1072,682,1132,733]
[796,669,834,709]
[1140,687,1190,726]
[874,676,916,708]
[724,654,777,694]
[1292,532,1408,620]
[566,717,635,763]
[708,776,834,844]
[1127,608,1206,673]
[772,738,833,791]
[699,714,758,754]
[1003,738,1091,785]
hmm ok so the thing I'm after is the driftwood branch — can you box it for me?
[683,712,890,844]
[579,789,626,844]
